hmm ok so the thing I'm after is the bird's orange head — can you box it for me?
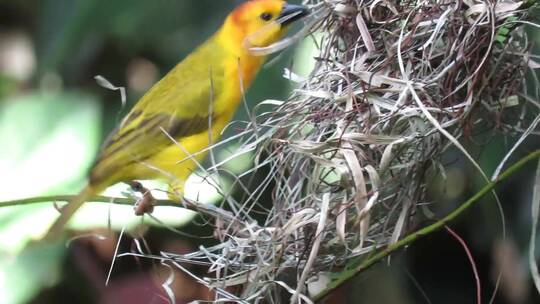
[219,0,309,55]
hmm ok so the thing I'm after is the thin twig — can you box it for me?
[0,195,180,208]
[445,226,481,304]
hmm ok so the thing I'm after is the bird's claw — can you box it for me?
[128,181,156,216]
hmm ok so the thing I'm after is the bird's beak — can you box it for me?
[277,4,309,26]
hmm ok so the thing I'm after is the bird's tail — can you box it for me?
[44,185,97,241]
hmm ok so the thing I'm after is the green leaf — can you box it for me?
[0,91,100,304]
[0,91,101,252]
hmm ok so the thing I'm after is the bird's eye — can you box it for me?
[260,12,273,21]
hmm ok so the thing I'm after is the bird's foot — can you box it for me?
[128,181,156,216]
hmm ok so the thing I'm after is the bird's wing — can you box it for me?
[90,39,225,183]
[90,112,212,184]
[133,38,225,118]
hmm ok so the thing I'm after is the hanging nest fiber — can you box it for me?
[157,1,539,303]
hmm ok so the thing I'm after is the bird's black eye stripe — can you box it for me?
[260,12,273,21]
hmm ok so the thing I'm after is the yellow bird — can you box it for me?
[45,0,309,239]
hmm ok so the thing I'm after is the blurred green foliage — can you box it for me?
[0,92,100,248]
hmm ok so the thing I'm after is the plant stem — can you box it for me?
[313,149,540,302]
[0,194,241,226]
[0,195,179,208]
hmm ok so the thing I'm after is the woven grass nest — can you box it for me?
[152,1,539,303]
